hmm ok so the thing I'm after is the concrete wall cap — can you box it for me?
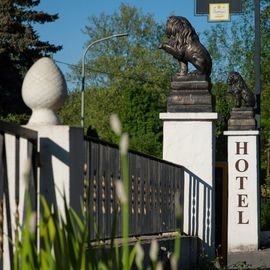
[159,112,218,120]
[224,130,260,136]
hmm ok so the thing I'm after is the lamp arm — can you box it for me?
[80,33,128,128]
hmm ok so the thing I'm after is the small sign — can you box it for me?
[208,3,230,21]
[195,0,242,15]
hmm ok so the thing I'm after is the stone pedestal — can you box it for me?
[224,130,260,254]
[228,108,256,130]
[160,112,218,256]
[167,75,212,112]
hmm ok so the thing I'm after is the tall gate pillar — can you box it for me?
[160,75,218,256]
[224,108,260,262]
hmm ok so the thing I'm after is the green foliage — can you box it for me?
[212,82,234,161]
[0,113,29,124]
[203,0,268,85]
[261,199,270,230]
[0,0,62,116]
[62,4,174,157]
[261,183,270,229]
[58,90,81,127]
[59,87,122,143]
[119,82,166,157]
[204,0,270,101]
[212,83,233,137]
[15,192,123,269]
[204,1,270,167]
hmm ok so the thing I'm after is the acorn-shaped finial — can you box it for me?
[22,57,67,125]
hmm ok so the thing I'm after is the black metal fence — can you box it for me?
[0,121,38,267]
[84,136,184,240]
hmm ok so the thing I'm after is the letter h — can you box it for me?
[236,142,248,155]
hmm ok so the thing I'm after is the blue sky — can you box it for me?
[34,0,235,88]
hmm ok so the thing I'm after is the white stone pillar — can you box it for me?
[224,130,260,253]
[21,57,85,215]
[160,112,218,254]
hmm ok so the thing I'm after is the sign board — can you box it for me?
[195,0,242,15]
[209,3,230,21]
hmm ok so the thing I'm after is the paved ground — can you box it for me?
[227,231,270,269]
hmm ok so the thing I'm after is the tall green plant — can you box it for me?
[110,113,132,270]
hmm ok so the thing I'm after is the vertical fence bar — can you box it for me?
[1,135,13,270]
[14,136,20,243]
[0,122,38,270]
[0,135,4,265]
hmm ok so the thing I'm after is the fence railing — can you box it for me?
[0,121,184,266]
[0,121,38,268]
[84,136,184,240]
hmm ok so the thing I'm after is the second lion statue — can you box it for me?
[227,71,255,108]
[159,16,212,77]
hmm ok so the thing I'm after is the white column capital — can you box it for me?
[160,112,219,121]
[224,130,259,136]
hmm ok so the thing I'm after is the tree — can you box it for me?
[204,1,270,167]
[63,4,175,157]
[0,0,62,115]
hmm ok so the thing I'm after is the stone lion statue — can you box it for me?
[159,16,212,76]
[227,71,255,108]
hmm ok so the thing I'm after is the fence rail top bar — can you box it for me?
[84,135,183,169]
[0,121,37,140]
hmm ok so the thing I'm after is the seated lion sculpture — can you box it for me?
[159,16,212,76]
[227,71,255,108]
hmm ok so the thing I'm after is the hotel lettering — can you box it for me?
[235,141,249,224]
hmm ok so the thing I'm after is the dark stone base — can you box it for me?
[228,108,256,130]
[167,75,213,112]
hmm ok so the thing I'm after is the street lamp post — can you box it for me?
[80,33,128,129]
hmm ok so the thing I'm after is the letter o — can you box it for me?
[235,159,249,172]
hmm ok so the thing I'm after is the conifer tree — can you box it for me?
[0,0,62,115]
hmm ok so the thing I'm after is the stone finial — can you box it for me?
[22,57,67,125]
